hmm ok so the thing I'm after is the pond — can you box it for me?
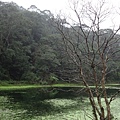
[0,87,120,120]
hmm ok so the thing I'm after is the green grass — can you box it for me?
[0,83,83,91]
[0,85,41,91]
[0,83,120,91]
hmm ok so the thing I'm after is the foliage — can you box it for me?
[0,1,60,84]
[0,1,120,120]
[0,1,119,85]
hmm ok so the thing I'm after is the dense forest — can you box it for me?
[0,1,120,84]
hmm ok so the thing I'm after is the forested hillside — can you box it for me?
[0,1,120,84]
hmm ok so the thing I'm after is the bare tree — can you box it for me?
[55,0,120,120]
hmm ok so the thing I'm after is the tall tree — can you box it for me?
[55,0,120,119]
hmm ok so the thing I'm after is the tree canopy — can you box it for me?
[0,1,119,84]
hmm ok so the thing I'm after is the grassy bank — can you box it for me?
[0,84,83,91]
[0,83,120,91]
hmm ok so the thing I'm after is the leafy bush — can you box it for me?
[21,71,39,82]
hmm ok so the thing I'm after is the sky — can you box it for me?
[1,0,120,12]
[1,0,120,29]
[1,0,69,13]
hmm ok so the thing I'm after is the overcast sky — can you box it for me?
[1,0,120,29]
[1,0,120,12]
[1,0,68,12]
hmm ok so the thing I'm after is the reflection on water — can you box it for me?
[0,87,120,120]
